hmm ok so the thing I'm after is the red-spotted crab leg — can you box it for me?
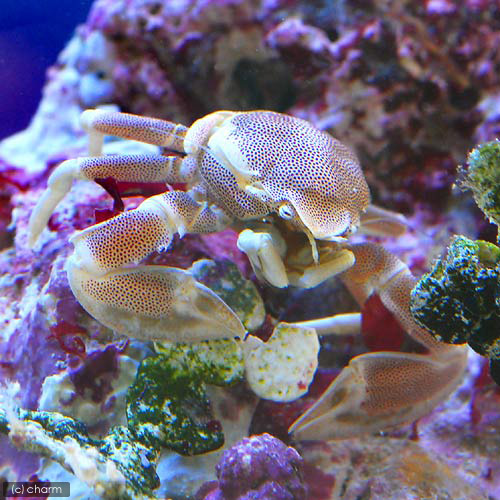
[27,111,197,245]
[64,191,242,342]
[358,204,409,237]
[289,243,468,440]
[80,108,189,155]
[28,111,244,343]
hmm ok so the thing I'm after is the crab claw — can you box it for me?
[289,348,467,440]
[289,242,468,441]
[67,261,245,343]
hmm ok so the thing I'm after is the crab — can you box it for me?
[28,109,468,441]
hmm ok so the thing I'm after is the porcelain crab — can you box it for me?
[28,109,468,441]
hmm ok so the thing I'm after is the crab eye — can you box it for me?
[279,203,296,220]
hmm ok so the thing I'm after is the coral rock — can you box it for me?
[201,433,306,500]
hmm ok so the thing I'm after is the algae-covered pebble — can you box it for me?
[460,139,500,229]
[99,426,160,494]
[127,339,245,456]
[189,259,265,331]
[243,322,319,402]
[154,338,244,385]
[410,235,500,358]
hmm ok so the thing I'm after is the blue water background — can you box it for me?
[0,0,93,139]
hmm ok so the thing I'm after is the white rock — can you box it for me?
[243,322,319,402]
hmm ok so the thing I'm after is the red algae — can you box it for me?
[69,344,123,403]
[361,293,405,352]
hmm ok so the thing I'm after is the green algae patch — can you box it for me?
[125,259,253,457]
[100,426,160,495]
[459,139,500,231]
[0,408,159,499]
[410,236,500,359]
[190,259,265,331]
[127,338,244,456]
[23,408,90,442]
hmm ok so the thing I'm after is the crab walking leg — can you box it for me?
[66,191,243,342]
[290,243,468,440]
[80,109,188,155]
[294,313,361,336]
[75,154,198,184]
[358,204,409,238]
[70,191,231,274]
[27,154,198,246]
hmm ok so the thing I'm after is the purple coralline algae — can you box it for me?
[199,433,306,500]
